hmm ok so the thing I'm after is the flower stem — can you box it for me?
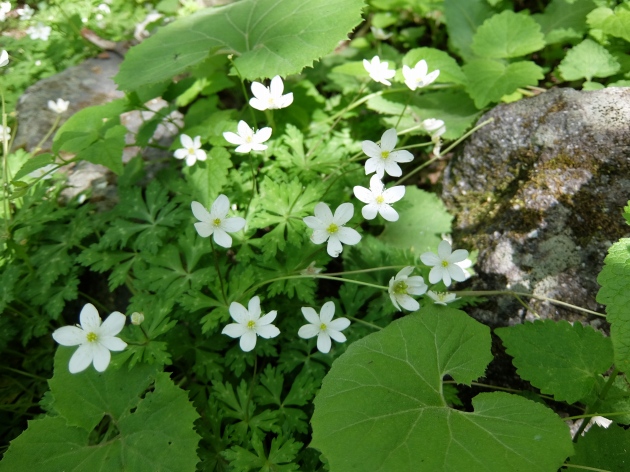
[211,240,227,303]
[347,316,382,330]
[572,368,619,441]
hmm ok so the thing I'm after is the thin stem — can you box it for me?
[347,316,382,330]
[211,240,227,303]
[0,366,47,381]
[394,92,413,129]
[325,265,404,276]
[31,114,61,155]
[454,290,606,318]
[78,291,109,313]
[573,368,620,440]
[229,55,258,126]
[567,410,630,421]
[245,273,388,298]
[1,85,11,228]
[561,464,615,471]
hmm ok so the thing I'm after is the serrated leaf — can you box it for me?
[13,154,55,181]
[568,424,630,471]
[444,0,495,60]
[0,350,200,472]
[402,48,467,85]
[495,320,613,404]
[378,187,452,254]
[116,0,365,90]
[472,11,545,59]
[602,7,630,42]
[223,434,301,472]
[558,39,620,81]
[186,146,233,207]
[463,59,544,108]
[533,0,595,45]
[311,306,573,471]
[597,238,630,372]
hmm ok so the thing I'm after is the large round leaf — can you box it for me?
[311,307,574,471]
[116,0,365,91]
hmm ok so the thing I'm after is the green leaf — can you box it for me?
[568,424,630,471]
[311,306,574,471]
[558,39,621,82]
[13,154,55,181]
[463,59,544,108]
[186,146,233,207]
[402,48,467,85]
[223,434,301,472]
[472,11,545,59]
[76,124,127,175]
[444,0,495,60]
[378,187,452,254]
[0,350,200,472]
[601,7,630,42]
[495,320,613,404]
[116,0,365,90]
[533,0,595,45]
[597,238,630,372]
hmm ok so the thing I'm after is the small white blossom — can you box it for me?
[97,3,111,13]
[353,175,405,222]
[223,120,271,153]
[300,261,323,276]
[388,267,428,312]
[0,2,10,22]
[130,312,144,325]
[249,75,293,111]
[362,128,414,178]
[47,98,69,114]
[298,301,350,354]
[52,303,127,373]
[303,202,361,258]
[422,118,446,139]
[174,134,207,166]
[191,195,246,248]
[0,50,8,67]
[363,55,395,86]
[420,240,469,286]
[370,26,392,40]
[222,296,280,352]
[0,125,10,143]
[27,23,52,41]
[592,416,613,428]
[17,4,33,20]
[427,291,459,306]
[402,60,440,91]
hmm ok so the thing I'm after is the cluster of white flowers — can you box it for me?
[222,296,350,354]
[363,55,440,91]
[48,98,69,114]
[26,22,51,41]
[0,2,10,22]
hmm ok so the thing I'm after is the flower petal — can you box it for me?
[327,329,347,343]
[223,131,243,145]
[311,229,330,244]
[52,326,85,346]
[100,336,127,351]
[194,222,214,238]
[68,344,94,373]
[256,324,280,339]
[92,343,112,372]
[79,304,101,331]
[378,204,399,222]
[397,266,414,278]
[270,76,284,97]
[259,311,278,327]
[428,266,445,285]
[380,128,398,151]
[280,93,293,108]
[301,307,321,325]
[239,331,257,352]
[390,150,414,163]
[250,81,269,101]
[398,295,420,311]
[382,159,401,177]
[247,296,261,319]
[327,235,343,257]
[361,140,382,159]
[173,149,188,159]
[317,333,332,353]
[328,317,350,331]
[383,185,405,203]
[210,195,229,219]
[222,322,248,338]
[254,127,272,143]
[437,240,452,259]
[99,312,126,337]
[298,324,320,339]
[368,175,384,194]
[420,252,441,266]
[191,201,211,222]
[320,301,336,323]
[361,203,378,220]
[364,157,380,176]
[237,120,252,137]
[229,302,249,324]
[333,203,354,225]
[353,185,373,204]
[314,202,333,222]
[336,227,361,246]
[448,264,467,283]
[249,97,267,111]
[221,216,246,233]
[180,134,193,149]
[212,228,233,248]
[449,249,470,263]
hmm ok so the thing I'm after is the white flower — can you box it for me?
[427,291,459,306]
[48,98,69,114]
[370,26,392,40]
[223,120,271,153]
[27,23,52,41]
[388,266,428,311]
[249,75,293,111]
[363,55,396,86]
[363,128,414,178]
[97,3,111,13]
[300,261,323,276]
[174,134,207,166]
[592,416,612,428]
[420,240,470,286]
[0,50,8,67]
[0,125,10,143]
[298,301,350,354]
[353,175,405,222]
[422,118,446,139]
[191,195,246,248]
[17,4,33,20]
[52,303,127,373]
[402,60,440,91]
[130,312,144,325]
[222,296,280,352]
[303,202,361,258]
[0,2,10,22]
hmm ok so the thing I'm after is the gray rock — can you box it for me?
[442,87,630,326]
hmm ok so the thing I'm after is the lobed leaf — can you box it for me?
[557,39,620,82]
[567,424,630,471]
[472,11,545,59]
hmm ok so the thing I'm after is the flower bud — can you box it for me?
[130,312,144,325]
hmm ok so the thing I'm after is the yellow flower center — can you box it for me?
[247,320,256,330]
[381,150,390,159]
[188,147,196,155]
[320,323,327,331]
[441,260,449,267]
[246,135,253,143]
[213,218,221,226]
[376,195,384,204]
[327,223,339,234]
[86,332,98,343]
[393,281,408,295]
